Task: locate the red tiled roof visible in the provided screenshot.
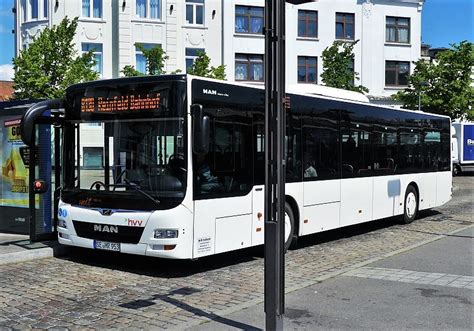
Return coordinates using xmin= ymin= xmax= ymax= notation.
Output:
xmin=0 ymin=81 xmax=14 ymax=101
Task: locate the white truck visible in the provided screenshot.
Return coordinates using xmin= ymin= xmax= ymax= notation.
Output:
xmin=451 ymin=122 xmax=474 ymax=175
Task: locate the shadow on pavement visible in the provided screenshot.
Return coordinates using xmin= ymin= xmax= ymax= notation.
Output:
xmin=119 ymin=286 xmax=261 ymax=330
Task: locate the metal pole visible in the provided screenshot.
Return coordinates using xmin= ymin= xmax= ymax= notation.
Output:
xmin=264 ymin=0 xmax=286 ymax=329
xmin=418 ymin=90 xmax=421 ymax=111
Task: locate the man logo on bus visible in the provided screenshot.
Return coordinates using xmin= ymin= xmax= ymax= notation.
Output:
xmin=203 ymin=89 xmax=217 ymax=95
xmin=93 ymin=224 xmax=118 ymax=233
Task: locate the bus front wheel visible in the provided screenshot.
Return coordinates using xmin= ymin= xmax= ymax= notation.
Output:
xmin=284 ymin=202 xmax=295 ymax=252
xmin=403 ymin=185 xmax=418 ymax=224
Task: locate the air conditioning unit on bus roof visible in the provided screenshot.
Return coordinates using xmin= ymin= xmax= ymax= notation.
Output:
xmin=286 ymin=84 xmax=370 ymax=103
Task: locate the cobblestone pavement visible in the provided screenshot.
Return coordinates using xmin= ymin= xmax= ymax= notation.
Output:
xmin=0 ymin=176 xmax=472 ymax=329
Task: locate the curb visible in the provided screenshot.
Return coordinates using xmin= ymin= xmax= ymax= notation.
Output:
xmin=0 ymin=243 xmax=69 ymax=266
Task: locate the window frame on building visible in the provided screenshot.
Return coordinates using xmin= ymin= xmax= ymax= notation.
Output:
xmin=135 ymin=0 xmax=162 ymax=20
xmin=82 ymin=43 xmax=103 ymax=76
xmin=385 ymin=61 xmax=410 ymax=87
xmin=297 ymin=56 xmax=317 ymax=84
xmin=335 ymin=12 xmax=355 ymax=40
xmin=135 ymin=43 xmax=161 ymax=74
xmin=185 ymin=0 xmax=204 ymax=26
xmin=235 ymin=5 xmax=264 ymax=35
xmin=235 ymin=54 xmax=264 ymax=82
xmin=298 ymin=10 xmax=318 ymax=38
xmin=81 ymin=0 xmax=103 ymax=19
xmin=185 ymin=48 xmax=205 ymax=72
xmin=22 ymin=0 xmax=48 ymax=22
xmin=386 ymin=16 xmax=410 ymax=44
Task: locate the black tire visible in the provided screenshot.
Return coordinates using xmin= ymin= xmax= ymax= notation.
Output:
xmin=402 ymin=185 xmax=418 ymax=224
xmin=284 ymin=202 xmax=295 ymax=252
xmin=453 ymin=165 xmax=461 ymax=177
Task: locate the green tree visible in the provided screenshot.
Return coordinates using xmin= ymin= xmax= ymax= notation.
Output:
xmin=13 ymin=17 xmax=98 ymax=99
xmin=187 ymin=51 xmax=226 ymax=80
xmin=395 ymin=41 xmax=474 ymax=120
xmin=121 ymin=44 xmax=168 ymax=77
xmin=321 ymin=40 xmax=368 ymax=94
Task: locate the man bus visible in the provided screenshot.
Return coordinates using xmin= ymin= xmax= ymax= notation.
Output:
xmin=21 ymin=75 xmax=452 ymax=259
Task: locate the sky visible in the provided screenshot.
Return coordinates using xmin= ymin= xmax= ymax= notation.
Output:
xmin=0 ymin=0 xmax=472 ymax=81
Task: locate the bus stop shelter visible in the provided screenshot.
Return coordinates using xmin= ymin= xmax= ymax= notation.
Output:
xmin=0 ymin=99 xmax=54 ymax=240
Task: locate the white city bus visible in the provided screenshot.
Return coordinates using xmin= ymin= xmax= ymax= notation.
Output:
xmin=40 ymin=75 xmax=451 ymax=259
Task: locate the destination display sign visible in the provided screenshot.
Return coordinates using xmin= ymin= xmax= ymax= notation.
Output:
xmin=80 ymin=93 xmax=161 ymax=113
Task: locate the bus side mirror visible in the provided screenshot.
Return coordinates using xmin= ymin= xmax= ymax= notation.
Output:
xmin=192 ymin=104 xmax=210 ymax=155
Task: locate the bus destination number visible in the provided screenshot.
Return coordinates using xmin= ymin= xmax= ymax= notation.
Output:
xmin=81 ymin=93 xmax=161 ymax=113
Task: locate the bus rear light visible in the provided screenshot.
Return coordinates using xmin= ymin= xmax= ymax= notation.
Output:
xmin=154 ymin=229 xmax=178 ymax=239
xmin=256 ymin=227 xmax=262 ymax=232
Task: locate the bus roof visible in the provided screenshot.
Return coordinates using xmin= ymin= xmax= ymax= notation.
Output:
xmin=65 ymin=74 xmax=450 ymax=120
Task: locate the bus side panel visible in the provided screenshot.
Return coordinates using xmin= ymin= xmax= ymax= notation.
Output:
xmin=436 ymin=171 xmax=452 ymax=207
xmin=286 ymin=182 xmax=304 ymax=236
xmin=193 ymin=194 xmax=252 ymax=258
xmin=302 ymin=179 xmax=340 ymax=235
xmin=340 ymin=177 xmax=373 ymax=227
xmin=302 ymin=203 xmax=341 ymax=235
xmin=372 ymin=175 xmax=402 ymax=220
xmin=417 ymin=173 xmax=437 ymax=210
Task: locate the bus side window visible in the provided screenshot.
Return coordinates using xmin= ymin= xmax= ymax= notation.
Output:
xmin=194 ymin=107 xmax=253 ymax=198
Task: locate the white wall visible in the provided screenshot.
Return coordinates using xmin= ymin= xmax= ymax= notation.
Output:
xmin=15 ymin=0 xmax=424 ymax=96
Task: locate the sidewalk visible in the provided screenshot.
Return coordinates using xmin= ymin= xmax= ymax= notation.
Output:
xmin=190 ymin=226 xmax=474 ymax=330
xmin=0 ymin=233 xmax=67 ymax=265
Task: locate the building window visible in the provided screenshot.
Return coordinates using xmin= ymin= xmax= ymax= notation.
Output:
xmin=135 ymin=44 xmax=160 ymax=73
xmin=298 ymin=10 xmax=317 ymax=38
xmin=235 ymin=6 xmax=264 ymax=34
xmin=44 ymin=0 xmax=48 ymax=17
xmin=82 ymin=0 xmax=102 ymax=18
xmin=82 ymin=43 xmax=103 ymax=76
xmin=30 ymin=0 xmax=38 ymax=19
xmin=186 ymin=0 xmax=204 ymax=25
xmin=298 ymin=56 xmax=317 ymax=83
xmin=385 ymin=61 xmax=410 ymax=86
xmin=136 ymin=0 xmax=161 ymax=19
xmin=235 ymin=54 xmax=264 ymax=81
xmin=386 ymin=17 xmax=410 ymax=43
xmin=335 ymin=12 xmax=354 ymax=40
xmin=186 ymin=48 xmax=205 ymax=72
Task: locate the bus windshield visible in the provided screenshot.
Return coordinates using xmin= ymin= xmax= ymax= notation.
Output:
xmin=61 ymin=78 xmax=187 ymax=211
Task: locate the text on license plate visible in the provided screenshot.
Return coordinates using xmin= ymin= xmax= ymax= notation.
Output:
xmin=94 ymin=240 xmax=120 ymax=252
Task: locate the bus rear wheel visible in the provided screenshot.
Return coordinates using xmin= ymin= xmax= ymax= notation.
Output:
xmin=284 ymin=202 xmax=295 ymax=252
xmin=403 ymin=185 xmax=418 ymax=224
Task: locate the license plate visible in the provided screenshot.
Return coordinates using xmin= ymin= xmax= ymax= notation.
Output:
xmin=94 ymin=240 xmax=120 ymax=252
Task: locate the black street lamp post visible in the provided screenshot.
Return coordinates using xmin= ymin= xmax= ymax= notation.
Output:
xmin=264 ymin=1 xmax=315 ymax=330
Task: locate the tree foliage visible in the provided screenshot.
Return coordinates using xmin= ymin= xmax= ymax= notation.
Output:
xmin=395 ymin=41 xmax=474 ymax=120
xmin=187 ymin=51 xmax=226 ymax=80
xmin=13 ymin=17 xmax=98 ymax=99
xmin=321 ymin=40 xmax=368 ymax=94
xmin=122 ymin=48 xmax=226 ymax=80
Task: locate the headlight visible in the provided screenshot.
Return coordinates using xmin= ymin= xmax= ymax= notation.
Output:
xmin=58 ymin=219 xmax=67 ymax=229
xmin=154 ymin=229 xmax=178 ymax=239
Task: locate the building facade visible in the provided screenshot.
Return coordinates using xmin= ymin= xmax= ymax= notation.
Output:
xmin=13 ymin=0 xmax=425 ymax=166
xmin=14 ymin=0 xmax=424 ymax=97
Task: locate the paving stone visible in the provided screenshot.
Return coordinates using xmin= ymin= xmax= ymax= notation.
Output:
xmin=0 ymin=177 xmax=472 ymax=329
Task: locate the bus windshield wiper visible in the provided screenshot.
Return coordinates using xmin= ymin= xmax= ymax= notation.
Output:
xmin=124 ymin=179 xmax=161 ymax=206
